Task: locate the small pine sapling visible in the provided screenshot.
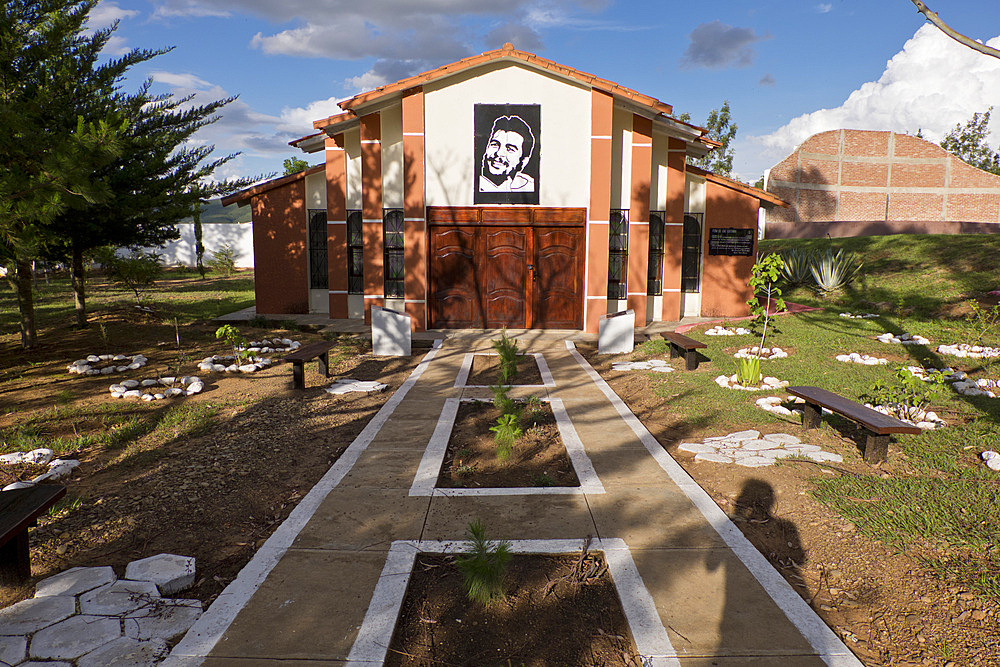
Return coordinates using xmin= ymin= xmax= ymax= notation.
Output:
xmin=489 ymin=413 xmax=522 ymax=460
xmin=456 ymin=519 xmax=511 ymax=605
xmin=492 ymin=328 xmax=520 ymax=384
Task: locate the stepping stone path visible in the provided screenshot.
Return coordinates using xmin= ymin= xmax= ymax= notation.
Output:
xmin=734 ymin=347 xmax=788 ymax=359
xmin=835 ymin=352 xmax=888 ymax=365
xmin=197 ymin=355 xmax=275 ymax=373
xmin=715 ymin=374 xmax=789 ymax=391
xmin=876 ymin=332 xmax=929 ymax=345
xmin=839 ymin=312 xmax=878 ymax=319
xmin=67 ymin=354 xmax=147 ymax=376
xmin=864 ymin=402 xmax=945 ymax=429
xmin=0 ymin=555 xmax=200 ymax=666
xmin=324 ymin=378 xmax=389 ymax=395
xmin=704 ymin=325 xmax=751 ymax=336
xmin=1 ymin=453 xmax=80 ymax=491
xmin=109 ymin=376 xmax=203 ymax=401
xmin=937 ymin=342 xmax=1000 ymax=359
xmin=610 ymin=359 xmax=675 ymax=372
xmin=677 ymin=429 xmax=843 ymax=466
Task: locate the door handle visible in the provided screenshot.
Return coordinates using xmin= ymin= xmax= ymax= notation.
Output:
xmin=527 ymin=264 xmax=536 ymax=281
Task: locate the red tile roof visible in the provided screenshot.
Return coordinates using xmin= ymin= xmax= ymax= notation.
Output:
xmin=687 ymin=165 xmax=788 ymax=207
xmin=221 ymin=164 xmax=325 ymax=207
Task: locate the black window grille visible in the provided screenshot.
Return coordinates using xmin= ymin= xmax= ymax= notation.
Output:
xmin=383 ymin=208 xmax=405 ymax=298
xmin=681 ymin=213 xmax=703 ymax=293
xmin=608 ymin=209 xmax=628 ymax=301
xmin=647 ymin=211 xmax=665 ymax=295
xmin=308 ymin=210 xmax=328 ymax=290
xmin=347 ymin=210 xmax=364 ymax=295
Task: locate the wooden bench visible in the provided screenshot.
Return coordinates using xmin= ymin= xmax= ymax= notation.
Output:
xmin=786 ymin=386 xmax=922 ymax=464
xmin=283 ymin=341 xmax=337 ymax=390
xmin=1 ymin=484 xmax=66 ymax=583
xmin=661 ymin=331 xmax=708 ymax=370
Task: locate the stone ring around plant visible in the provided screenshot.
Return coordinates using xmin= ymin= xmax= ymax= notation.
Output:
xmin=110 ymin=376 xmax=203 ymax=400
xmin=67 ymin=354 xmax=147 ymax=375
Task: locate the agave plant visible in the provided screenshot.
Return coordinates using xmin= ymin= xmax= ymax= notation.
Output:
xmin=780 ymin=247 xmax=814 ymax=286
xmin=810 ymin=248 xmax=863 ymax=292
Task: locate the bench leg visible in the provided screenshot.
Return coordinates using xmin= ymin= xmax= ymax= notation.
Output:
xmin=0 ymin=529 xmax=32 ymax=584
xmin=802 ymin=402 xmax=822 ymax=429
xmin=863 ymin=433 xmax=890 ymax=464
xmin=291 ymin=361 xmax=305 ymax=390
xmin=684 ymin=350 xmax=699 ymax=371
xmin=318 ymin=352 xmax=330 ymax=378
xmin=668 ymin=343 xmax=680 ymax=360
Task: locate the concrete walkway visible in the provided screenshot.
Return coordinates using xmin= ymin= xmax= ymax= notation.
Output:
xmin=163 ymin=335 xmax=862 ymax=666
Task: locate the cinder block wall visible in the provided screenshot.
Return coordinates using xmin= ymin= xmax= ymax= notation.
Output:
xmin=766 ymin=129 xmax=1000 ymax=229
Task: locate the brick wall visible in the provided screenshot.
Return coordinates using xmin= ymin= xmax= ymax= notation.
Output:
xmin=765 ymin=129 xmax=1000 ymax=229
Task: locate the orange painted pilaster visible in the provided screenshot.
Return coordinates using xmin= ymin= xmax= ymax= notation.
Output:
xmin=662 ymin=137 xmax=686 ymax=321
xmin=586 ymin=89 xmax=614 ymax=334
xmin=361 ymin=113 xmax=384 ymax=321
xmin=402 ymin=88 xmax=426 ymax=332
xmin=627 ymin=114 xmax=652 ymax=321
xmin=326 ymin=134 xmax=349 ymax=319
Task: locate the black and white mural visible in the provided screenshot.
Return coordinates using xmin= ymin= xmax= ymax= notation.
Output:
xmin=474 ymin=104 xmax=540 ymax=205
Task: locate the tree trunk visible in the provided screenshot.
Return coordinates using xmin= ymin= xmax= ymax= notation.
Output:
xmin=15 ymin=257 xmax=37 ymax=349
xmin=72 ymin=242 xmax=87 ymax=328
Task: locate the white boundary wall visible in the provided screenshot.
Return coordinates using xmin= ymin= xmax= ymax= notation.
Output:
xmin=121 ymin=223 xmax=254 ymax=268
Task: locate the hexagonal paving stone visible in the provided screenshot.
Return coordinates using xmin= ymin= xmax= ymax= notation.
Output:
xmin=18 ymin=662 xmax=72 ymax=666
xmin=124 ymin=554 xmax=195 ymax=595
xmin=0 ymin=635 xmax=27 ymax=665
xmin=29 ymin=614 xmax=121 ymax=660
xmin=34 ymin=566 xmax=116 ymax=598
xmin=79 ymin=579 xmax=161 ymax=616
xmin=123 ymin=598 xmax=202 ymax=641
xmin=77 ymin=636 xmax=169 ymax=667
xmin=0 ymin=595 xmax=76 ymax=635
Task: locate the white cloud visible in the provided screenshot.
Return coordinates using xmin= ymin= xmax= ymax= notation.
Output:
xmin=744 ymin=24 xmax=1000 ymax=176
xmin=275 ymin=97 xmax=349 ymax=134
xmin=816 ymin=3 xmax=833 ymax=13
xmin=85 ymin=2 xmax=140 ymax=53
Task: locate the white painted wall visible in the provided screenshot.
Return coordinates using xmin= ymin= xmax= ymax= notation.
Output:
xmin=381 ymin=105 xmax=404 ymax=209
xmin=305 ymin=170 xmax=327 ymax=210
xmin=423 ymin=62 xmax=592 ymax=207
xmin=130 ymin=223 xmax=254 ymax=268
xmin=346 ymin=129 xmax=363 ymax=210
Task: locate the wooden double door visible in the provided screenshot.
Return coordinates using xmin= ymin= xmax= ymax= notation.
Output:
xmin=428 ymin=209 xmax=585 ymax=329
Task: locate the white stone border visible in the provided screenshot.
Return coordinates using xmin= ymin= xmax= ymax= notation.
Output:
xmin=409 ymin=397 xmax=605 ymax=497
xmin=565 ymin=341 xmax=864 ymax=667
xmin=453 ymin=352 xmax=556 ymax=388
xmin=345 ymin=538 xmax=677 ymax=667
xmin=162 ymin=341 xmax=444 ymax=667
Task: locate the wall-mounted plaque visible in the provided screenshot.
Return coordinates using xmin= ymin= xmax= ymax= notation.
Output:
xmin=707 ymin=227 xmax=755 ymax=256
xmin=474 ymin=104 xmax=540 ymax=205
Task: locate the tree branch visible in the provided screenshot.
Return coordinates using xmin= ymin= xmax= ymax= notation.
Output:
xmin=910 ymin=0 xmax=1000 ymax=59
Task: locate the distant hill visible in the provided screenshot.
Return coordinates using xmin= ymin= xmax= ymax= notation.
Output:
xmin=179 ymin=198 xmax=251 ymax=224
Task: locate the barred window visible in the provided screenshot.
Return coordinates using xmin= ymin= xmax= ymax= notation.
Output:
xmin=308 ymin=210 xmax=328 ymax=290
xmin=647 ymin=211 xmax=665 ymax=295
xmin=681 ymin=213 xmax=703 ymax=293
xmin=383 ymin=208 xmax=405 ymax=298
xmin=608 ymin=209 xmax=628 ymax=301
xmin=347 ymin=210 xmax=363 ymax=295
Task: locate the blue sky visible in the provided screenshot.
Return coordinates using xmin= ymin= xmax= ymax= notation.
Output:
xmin=91 ymin=0 xmax=1000 ymax=184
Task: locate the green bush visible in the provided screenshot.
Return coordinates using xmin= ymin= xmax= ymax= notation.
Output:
xmin=456 ymin=519 xmax=511 ymax=606
xmin=99 ymin=249 xmax=163 ymax=308
xmin=207 ymin=244 xmax=238 ymax=277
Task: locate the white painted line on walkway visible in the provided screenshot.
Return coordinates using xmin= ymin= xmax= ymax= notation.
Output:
xmin=408 ymin=397 xmax=604 ymax=496
xmin=454 ymin=352 xmax=557 ymax=388
xmin=163 ymin=341 xmax=444 ymax=667
xmin=346 ymin=538 xmax=677 ymax=667
xmin=566 ymin=341 xmax=864 ymax=667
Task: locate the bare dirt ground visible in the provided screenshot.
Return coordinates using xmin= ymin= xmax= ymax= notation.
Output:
xmin=0 ymin=318 xmax=422 ymax=613
xmin=582 ymin=342 xmax=1000 ymax=667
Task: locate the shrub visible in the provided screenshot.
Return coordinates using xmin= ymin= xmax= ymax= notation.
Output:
xmin=207 ymin=244 xmax=238 ymax=277
xmin=456 ymin=519 xmax=511 ymax=606
xmin=780 ymin=247 xmax=814 ymax=286
xmin=215 ymin=324 xmax=249 ymax=361
xmin=746 ymin=253 xmax=786 ymax=380
xmin=867 ymin=367 xmax=946 ymax=414
xmin=99 ymin=249 xmax=162 ymax=308
xmin=489 ymin=413 xmax=521 ymax=460
xmin=736 ymin=356 xmax=761 ymax=387
xmin=965 ymin=300 xmax=1000 ymax=346
xmin=810 ymin=247 xmax=862 ymax=292
xmin=492 ymin=328 xmax=519 ymax=384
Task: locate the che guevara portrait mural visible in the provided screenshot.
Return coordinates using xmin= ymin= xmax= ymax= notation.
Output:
xmin=474 ymin=103 xmax=541 ymax=205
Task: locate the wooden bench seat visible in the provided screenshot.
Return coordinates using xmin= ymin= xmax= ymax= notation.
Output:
xmin=661 ymin=331 xmax=708 ymax=370
xmin=786 ymin=386 xmax=922 ymax=464
xmin=283 ymin=341 xmax=337 ymax=390
xmin=1 ymin=484 xmax=66 ymax=583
